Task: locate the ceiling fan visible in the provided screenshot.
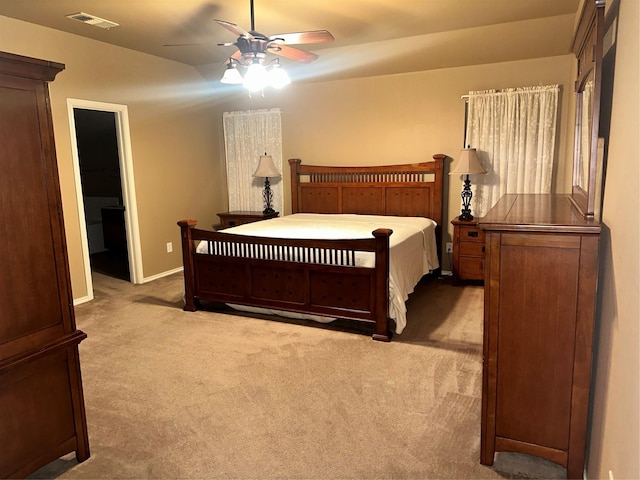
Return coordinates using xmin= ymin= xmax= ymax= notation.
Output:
xmin=210 ymin=0 xmax=334 ymax=91
xmin=215 ymin=0 xmax=334 ymax=65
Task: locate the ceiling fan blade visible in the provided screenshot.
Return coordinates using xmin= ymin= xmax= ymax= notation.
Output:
xmin=214 ymin=19 xmax=253 ymax=38
xmin=268 ymin=44 xmax=319 ymax=63
xmin=269 ymin=30 xmax=334 ymax=45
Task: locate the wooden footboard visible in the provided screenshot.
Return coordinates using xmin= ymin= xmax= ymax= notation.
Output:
xmin=178 ymin=220 xmax=393 ymax=341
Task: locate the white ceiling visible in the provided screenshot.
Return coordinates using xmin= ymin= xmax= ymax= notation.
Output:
xmin=0 ymin=0 xmax=581 ymax=82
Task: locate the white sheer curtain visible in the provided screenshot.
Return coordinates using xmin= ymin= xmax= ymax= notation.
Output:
xmin=465 ymin=85 xmax=559 ymax=217
xmin=223 ymin=108 xmax=283 ymax=212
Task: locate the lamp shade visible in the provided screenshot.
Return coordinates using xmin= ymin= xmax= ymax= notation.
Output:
xmin=220 ymin=63 xmax=243 ymax=84
xmin=449 ymin=148 xmax=486 ymax=175
xmin=244 ymin=60 xmax=268 ymax=92
xmin=268 ymin=61 xmax=291 ymax=89
xmin=253 ymin=154 xmax=281 ymax=178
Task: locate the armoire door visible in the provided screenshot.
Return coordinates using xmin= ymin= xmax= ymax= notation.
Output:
xmin=0 ymin=51 xmax=90 ymax=479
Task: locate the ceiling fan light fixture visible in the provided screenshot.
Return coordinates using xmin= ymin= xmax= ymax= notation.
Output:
xmin=212 ymin=0 xmax=332 ymax=94
xmin=243 ymin=59 xmax=268 ymax=92
xmin=220 ymin=60 xmax=243 ymax=84
xmin=268 ymin=59 xmax=291 ymax=89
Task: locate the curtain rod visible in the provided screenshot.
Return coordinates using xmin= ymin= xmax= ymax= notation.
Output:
xmin=461 ymin=95 xmax=469 ymax=99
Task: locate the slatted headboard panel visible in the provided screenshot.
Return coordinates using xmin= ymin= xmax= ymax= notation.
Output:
xmin=289 ymin=154 xmax=445 ymax=229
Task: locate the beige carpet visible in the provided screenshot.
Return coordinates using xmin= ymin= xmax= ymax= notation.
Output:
xmin=30 ymin=272 xmax=566 ymax=479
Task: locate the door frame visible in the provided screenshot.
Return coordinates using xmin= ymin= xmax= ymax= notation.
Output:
xmin=67 ymin=99 xmax=143 ymax=301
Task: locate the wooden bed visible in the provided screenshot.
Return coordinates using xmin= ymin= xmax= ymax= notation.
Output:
xmin=178 ymin=154 xmax=444 ymax=341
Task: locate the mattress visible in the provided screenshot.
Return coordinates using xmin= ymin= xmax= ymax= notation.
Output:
xmin=196 ymin=213 xmax=439 ymax=334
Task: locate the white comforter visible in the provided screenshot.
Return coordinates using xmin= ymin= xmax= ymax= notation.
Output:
xmin=196 ymin=213 xmax=439 ymax=334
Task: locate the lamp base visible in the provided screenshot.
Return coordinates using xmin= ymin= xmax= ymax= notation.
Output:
xmin=459 ymin=175 xmax=475 ymax=222
xmin=262 ymin=177 xmax=275 ymax=215
xmin=458 ymin=210 xmax=474 ymax=222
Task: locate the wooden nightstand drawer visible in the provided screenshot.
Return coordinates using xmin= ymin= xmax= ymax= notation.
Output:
xmin=458 ymin=256 xmax=484 ymax=278
xmin=459 ymin=241 xmax=485 ymax=257
xmin=220 ymin=216 xmax=257 ymax=228
xmin=217 ymin=211 xmax=279 ymax=229
xmin=458 ymin=225 xmax=485 ymax=242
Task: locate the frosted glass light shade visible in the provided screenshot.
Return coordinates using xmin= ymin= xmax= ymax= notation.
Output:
xmin=268 ymin=62 xmax=291 ymax=89
xmin=220 ymin=63 xmax=243 ymax=84
xmin=244 ymin=62 xmax=267 ymax=92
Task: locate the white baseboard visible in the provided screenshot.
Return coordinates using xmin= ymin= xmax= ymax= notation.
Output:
xmin=142 ymin=266 xmax=184 ymax=283
xmin=73 ymin=295 xmax=93 ymax=306
xmin=72 ymin=267 xmax=183 ymax=305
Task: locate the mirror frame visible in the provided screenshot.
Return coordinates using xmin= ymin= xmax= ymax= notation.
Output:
xmin=570 ymin=0 xmax=605 ymax=218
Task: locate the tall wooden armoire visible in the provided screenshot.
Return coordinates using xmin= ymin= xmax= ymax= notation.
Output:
xmin=0 ymin=51 xmax=90 ymax=477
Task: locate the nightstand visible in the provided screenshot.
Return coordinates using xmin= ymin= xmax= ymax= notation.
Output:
xmin=451 ymin=216 xmax=485 ymax=285
xmin=217 ymin=210 xmax=279 ymax=229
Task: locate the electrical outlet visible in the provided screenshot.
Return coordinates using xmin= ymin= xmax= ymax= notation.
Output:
xmin=166 ymin=242 xmax=173 ymax=253
xmin=445 ymin=242 xmax=453 ymax=253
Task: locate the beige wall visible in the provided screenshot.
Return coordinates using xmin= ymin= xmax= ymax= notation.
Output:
xmin=212 ymin=55 xmax=574 ymax=270
xmin=587 ymin=0 xmax=640 ymax=478
xmin=0 ymin=16 xmax=226 ymax=299
xmin=0 ymin=15 xmax=575 ymax=290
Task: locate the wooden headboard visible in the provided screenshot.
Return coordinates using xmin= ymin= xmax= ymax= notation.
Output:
xmin=289 ymin=154 xmax=444 ymax=229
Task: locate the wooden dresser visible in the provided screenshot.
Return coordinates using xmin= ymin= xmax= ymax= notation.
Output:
xmin=478 ymin=194 xmax=600 ymax=479
xmin=0 ymin=52 xmax=90 ymax=477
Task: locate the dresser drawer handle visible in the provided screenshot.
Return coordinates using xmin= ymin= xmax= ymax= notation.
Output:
xmin=467 ymin=231 xmax=478 ymax=237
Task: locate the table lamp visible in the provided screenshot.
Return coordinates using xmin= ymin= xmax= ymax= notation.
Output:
xmin=449 ymin=147 xmax=486 ymax=221
xmin=253 ymin=153 xmax=281 ymax=214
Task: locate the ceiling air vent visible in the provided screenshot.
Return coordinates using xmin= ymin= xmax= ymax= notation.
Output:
xmin=66 ymin=12 xmax=119 ymax=29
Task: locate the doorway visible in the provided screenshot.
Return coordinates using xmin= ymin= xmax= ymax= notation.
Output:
xmin=74 ymin=109 xmax=129 ymax=281
xmin=68 ymin=99 xmax=142 ymax=303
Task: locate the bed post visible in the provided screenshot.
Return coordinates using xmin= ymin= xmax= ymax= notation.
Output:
xmin=372 ymin=228 xmax=393 ymax=342
xmin=289 ymin=158 xmax=301 ymax=214
xmin=177 ymin=219 xmax=198 ymax=312
xmin=431 ymin=153 xmax=446 ymax=271
xmin=431 ymin=154 xmax=445 ymax=220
